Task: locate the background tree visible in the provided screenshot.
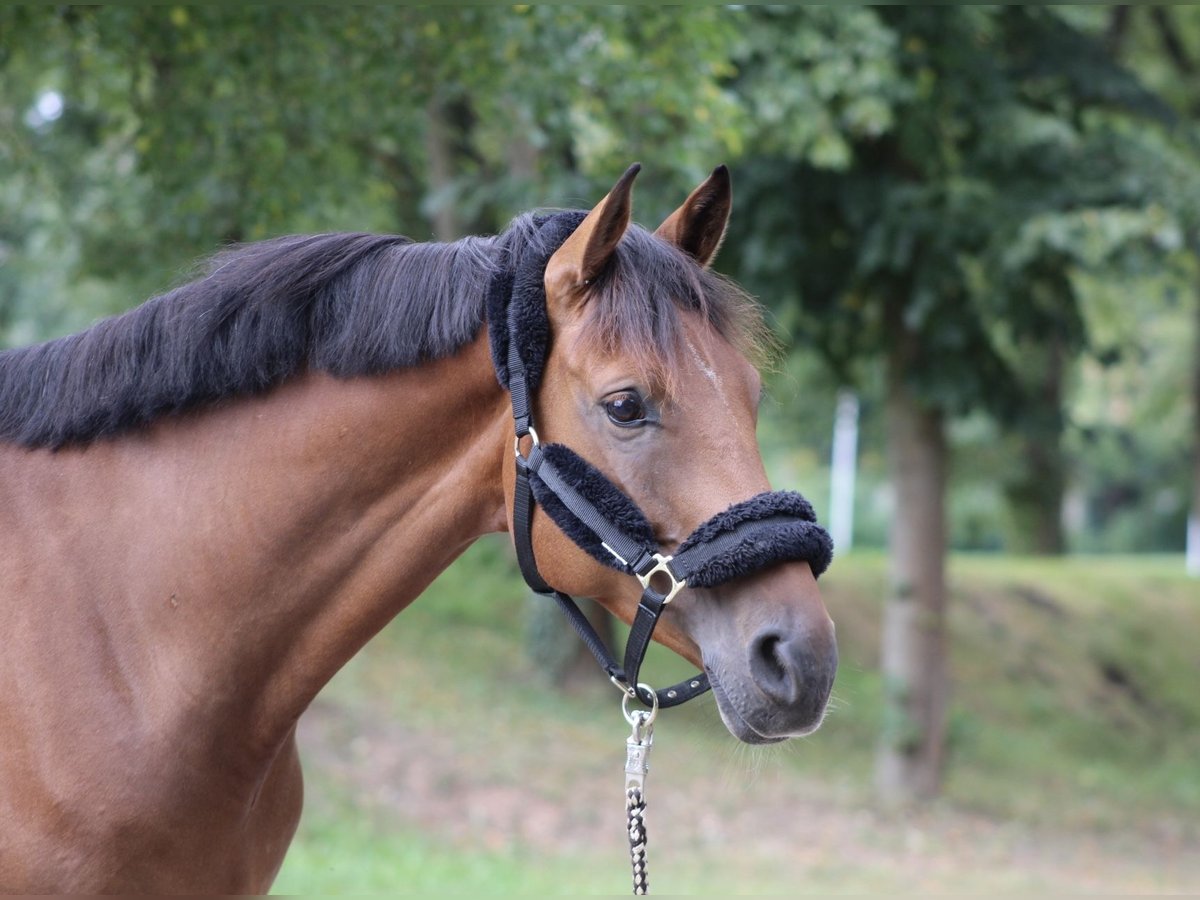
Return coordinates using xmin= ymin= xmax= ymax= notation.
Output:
xmin=1103 ymin=4 xmax=1200 ymax=574
xmin=726 ymin=5 xmax=1178 ymax=802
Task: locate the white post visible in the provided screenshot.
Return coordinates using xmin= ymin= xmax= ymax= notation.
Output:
xmin=1187 ymin=513 xmax=1200 ymax=577
xmin=829 ymin=389 xmax=859 ymax=555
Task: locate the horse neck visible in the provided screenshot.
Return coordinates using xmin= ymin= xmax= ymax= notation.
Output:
xmin=33 ymin=331 xmax=511 ymax=754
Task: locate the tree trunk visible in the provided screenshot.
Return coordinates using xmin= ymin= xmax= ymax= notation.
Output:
xmin=1003 ymin=339 xmax=1067 ymax=555
xmin=1003 ymin=462 xmax=1066 ymax=555
xmin=424 ymin=93 xmax=460 ymax=242
xmin=876 ymin=341 xmax=950 ymax=805
xmin=505 ymin=102 xmax=539 ymax=188
xmin=1104 ymin=5 xmax=1131 ymax=56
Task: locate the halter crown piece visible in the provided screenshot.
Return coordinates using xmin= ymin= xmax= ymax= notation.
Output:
xmin=487 ymin=211 xmax=834 ymax=710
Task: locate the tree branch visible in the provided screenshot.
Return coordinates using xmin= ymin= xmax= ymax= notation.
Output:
xmin=1151 ymin=6 xmax=1194 ymax=75
xmin=1105 ymin=5 xmax=1132 ymax=57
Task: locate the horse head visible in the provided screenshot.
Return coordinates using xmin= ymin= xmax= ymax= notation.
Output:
xmin=501 ymin=166 xmax=838 ymax=743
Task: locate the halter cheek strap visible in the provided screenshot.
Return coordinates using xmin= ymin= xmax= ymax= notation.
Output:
xmin=513 ymin=434 xmax=714 ymax=708
xmin=495 ymin=212 xmax=833 ymax=711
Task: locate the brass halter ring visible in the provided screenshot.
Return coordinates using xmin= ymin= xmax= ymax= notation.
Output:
xmin=636 ymin=553 xmax=686 ymax=604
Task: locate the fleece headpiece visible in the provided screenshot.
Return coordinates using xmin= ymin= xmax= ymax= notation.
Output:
xmin=492 ymin=211 xmax=833 ymax=709
xmin=486 ymin=211 xmax=587 ymax=394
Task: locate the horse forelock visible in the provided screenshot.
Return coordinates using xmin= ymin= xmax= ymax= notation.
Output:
xmin=578 ymin=223 xmax=775 ymax=398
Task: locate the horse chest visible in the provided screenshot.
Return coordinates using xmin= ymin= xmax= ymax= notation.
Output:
xmin=0 ymin=708 xmax=303 ymax=893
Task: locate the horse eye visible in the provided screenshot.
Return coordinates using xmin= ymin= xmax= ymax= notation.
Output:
xmin=604 ymin=391 xmax=647 ymax=426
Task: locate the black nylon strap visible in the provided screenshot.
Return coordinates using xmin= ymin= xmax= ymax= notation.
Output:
xmin=623 ymin=591 xmax=664 ymax=691
xmin=653 ymin=672 xmax=711 ymax=707
xmin=526 ymin=445 xmax=654 ymax=575
xmin=513 ymin=456 xmax=551 ymax=594
xmin=549 ymin=589 xmax=624 ymax=682
xmin=621 ymin=588 xmax=712 ymax=708
xmin=508 ymin=341 xmax=532 ymax=437
xmin=548 ymin=580 xmax=708 ymax=708
xmin=517 ymin=447 xmax=628 ymax=683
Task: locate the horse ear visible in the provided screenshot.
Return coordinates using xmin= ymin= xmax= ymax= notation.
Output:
xmin=655 ymin=164 xmax=732 ymax=268
xmin=545 ymin=163 xmax=640 ymax=300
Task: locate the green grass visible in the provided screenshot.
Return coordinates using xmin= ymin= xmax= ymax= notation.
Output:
xmin=274 ymin=816 xmax=613 ymax=894
xmin=274 ymin=540 xmax=1200 ymax=894
xmin=817 ymin=551 xmax=1200 ymax=828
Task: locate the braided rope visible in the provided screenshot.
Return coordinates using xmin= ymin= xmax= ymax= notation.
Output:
xmin=626 ymin=786 xmax=648 ymax=894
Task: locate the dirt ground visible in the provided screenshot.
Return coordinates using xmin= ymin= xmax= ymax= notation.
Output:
xmin=297 ymin=695 xmax=1200 ymax=894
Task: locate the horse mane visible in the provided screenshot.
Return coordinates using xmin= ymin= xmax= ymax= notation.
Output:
xmin=0 ymin=214 xmax=770 ymax=449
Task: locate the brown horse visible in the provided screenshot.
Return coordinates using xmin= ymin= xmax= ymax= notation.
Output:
xmin=0 ymin=166 xmax=837 ymax=892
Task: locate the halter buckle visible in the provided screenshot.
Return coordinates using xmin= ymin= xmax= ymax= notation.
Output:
xmin=636 ymin=553 xmax=686 ymax=604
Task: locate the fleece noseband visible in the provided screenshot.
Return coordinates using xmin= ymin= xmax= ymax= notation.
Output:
xmin=490 ymin=212 xmax=833 ymax=710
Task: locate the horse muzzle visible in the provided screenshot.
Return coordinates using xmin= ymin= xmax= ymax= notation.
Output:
xmin=705 ymin=604 xmax=838 ymax=744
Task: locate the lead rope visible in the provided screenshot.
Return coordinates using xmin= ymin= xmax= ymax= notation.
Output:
xmin=622 ymin=685 xmax=657 ymax=894
xmin=626 ymin=786 xmax=649 ymax=894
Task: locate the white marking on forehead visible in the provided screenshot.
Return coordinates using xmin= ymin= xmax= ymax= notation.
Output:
xmin=686 ymin=339 xmax=719 ymax=387
xmin=687 ymin=337 xmax=741 ymax=421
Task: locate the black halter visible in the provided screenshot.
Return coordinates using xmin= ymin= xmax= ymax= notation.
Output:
xmin=489 ymin=213 xmax=833 ymax=710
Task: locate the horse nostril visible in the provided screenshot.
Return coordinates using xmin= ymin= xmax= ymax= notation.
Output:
xmin=748 ymin=630 xmax=801 ymax=705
